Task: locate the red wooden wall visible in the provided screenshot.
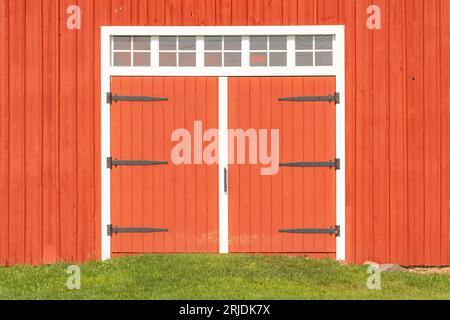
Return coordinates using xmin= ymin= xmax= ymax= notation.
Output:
xmin=0 ymin=0 xmax=449 ymax=266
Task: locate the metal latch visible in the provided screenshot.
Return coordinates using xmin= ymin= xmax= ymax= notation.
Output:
xmin=279 ymin=225 xmax=340 ymax=237
xmin=279 ymin=92 xmax=340 ymax=104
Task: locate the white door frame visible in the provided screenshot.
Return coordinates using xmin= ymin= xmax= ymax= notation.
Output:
xmin=100 ymin=25 xmax=346 ymax=261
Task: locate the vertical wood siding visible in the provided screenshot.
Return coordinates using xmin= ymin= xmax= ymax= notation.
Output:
xmin=0 ymin=0 xmax=449 ymax=266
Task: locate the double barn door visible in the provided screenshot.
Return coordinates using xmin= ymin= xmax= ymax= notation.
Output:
xmin=109 ymin=76 xmax=338 ymax=257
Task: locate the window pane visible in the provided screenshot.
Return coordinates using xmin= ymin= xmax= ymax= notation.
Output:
xmin=224 ymin=52 xmax=241 ymax=66
xmin=295 ymin=35 xmax=313 ymax=50
xmin=224 ymin=36 xmax=241 ymax=50
xmin=114 ymin=36 xmax=132 ymax=50
xmin=315 ymin=35 xmax=333 ymax=50
xmin=250 ymin=52 xmax=267 ymax=66
xmin=205 ymin=52 xmax=222 ymax=67
xmin=269 ymin=52 xmax=287 ymax=66
xmin=159 ymin=36 xmax=176 ymax=50
xmin=159 ymin=52 xmax=176 ymax=66
xmin=315 ymin=52 xmax=333 ymax=66
xmin=133 ymin=52 xmax=151 ymax=66
xmin=179 ymin=37 xmax=196 ymax=51
xmin=179 ymin=52 xmax=196 ymax=66
xmin=269 ymin=36 xmax=287 ymax=50
xmin=133 ymin=36 xmax=151 ymax=50
xmin=250 ymin=36 xmax=267 ymax=50
xmin=114 ymin=52 xmax=131 ymax=66
xmin=296 ymin=52 xmax=313 ymax=66
xmin=205 ymin=36 xmax=222 ymax=51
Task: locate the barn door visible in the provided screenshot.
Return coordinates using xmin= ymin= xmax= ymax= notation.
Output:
xmin=109 ymin=77 xmax=219 ymax=254
xmin=228 ymin=77 xmax=338 ymax=256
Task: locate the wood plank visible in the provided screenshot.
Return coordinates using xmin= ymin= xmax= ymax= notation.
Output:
xmin=205 ymin=77 xmax=219 ymax=252
xmin=388 ymin=0 xmax=408 ymax=265
xmin=195 ymin=78 xmax=208 ymax=251
xmin=184 ymin=77 xmax=196 ymax=252
xmin=280 ymin=77 xmax=293 ymax=252
xmin=77 ymin=0 xmax=95 ymax=261
xmin=228 ymin=78 xmax=240 ymax=252
xmin=163 ymin=77 xmax=176 ymax=251
xmin=355 ymin=0 xmax=374 ymax=263
xmin=151 ymin=77 xmax=166 ymax=252
xmin=406 ymin=0 xmax=425 ymax=266
xmin=423 ymin=0 xmax=441 ymax=266
xmin=231 ymin=0 xmax=247 ymax=25
xmin=216 ymin=0 xmax=231 ymax=25
xmin=9 ymin=0 xmax=27 ymax=265
xmin=372 ymin=0 xmax=390 ymax=263
xmin=440 ymin=0 xmax=450 ymax=265
xmin=270 ymin=78 xmax=282 ymax=252
xmin=165 ymin=0 xmax=182 ymax=26
xmin=249 ymin=78 xmax=261 ymax=252
xmin=25 ymin=0 xmax=43 ymax=265
xmin=110 ymin=77 xmax=123 ymax=253
xmin=292 ymin=77 xmax=305 ymax=253
xmin=0 ymin=0 xmax=10 ymax=266
xmin=142 ymin=77 xmax=155 ymax=252
xmin=173 ymin=77 xmax=186 ymax=252
xmin=259 ymin=77 xmax=272 ymax=252
xmin=130 ymin=77 xmax=144 ymax=252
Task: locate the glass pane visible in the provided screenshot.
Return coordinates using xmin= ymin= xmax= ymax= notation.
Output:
xmin=315 ymin=52 xmax=333 ymax=66
xmin=113 ymin=52 xmax=131 ymax=66
xmin=114 ymin=36 xmax=132 ymax=50
xmin=315 ymin=35 xmax=333 ymax=50
xmin=224 ymin=36 xmax=241 ymax=50
xmin=159 ymin=36 xmax=176 ymax=50
xmin=179 ymin=37 xmax=196 ymax=51
xmin=295 ymin=35 xmax=313 ymax=50
xmin=205 ymin=52 xmax=222 ymax=67
xmin=133 ymin=36 xmax=151 ymax=50
xmin=159 ymin=52 xmax=177 ymax=66
xmin=133 ymin=52 xmax=151 ymax=66
xmin=296 ymin=52 xmax=313 ymax=66
xmin=179 ymin=52 xmax=196 ymax=66
xmin=250 ymin=52 xmax=267 ymax=66
xmin=269 ymin=36 xmax=287 ymax=50
xmin=269 ymin=52 xmax=287 ymax=66
xmin=205 ymin=36 xmax=222 ymax=51
xmin=250 ymin=36 xmax=267 ymax=50
xmin=224 ymin=52 xmax=241 ymax=66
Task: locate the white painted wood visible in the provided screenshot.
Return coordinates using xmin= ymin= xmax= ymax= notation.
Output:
xmin=101 ymin=27 xmax=112 ymax=260
xmin=218 ymin=77 xmax=229 ymax=254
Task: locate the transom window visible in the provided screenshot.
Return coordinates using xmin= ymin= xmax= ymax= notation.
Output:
xmin=111 ymin=35 xmax=334 ymax=68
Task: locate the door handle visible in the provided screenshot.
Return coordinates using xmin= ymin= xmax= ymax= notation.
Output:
xmin=224 ymin=168 xmax=228 ymax=194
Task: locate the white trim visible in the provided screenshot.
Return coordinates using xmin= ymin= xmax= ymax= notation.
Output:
xmin=101 ymin=28 xmax=112 ymax=260
xmin=219 ymin=77 xmax=229 ymax=254
xmin=100 ymin=25 xmax=346 ymax=261
xmin=104 ymin=25 xmax=343 ymax=36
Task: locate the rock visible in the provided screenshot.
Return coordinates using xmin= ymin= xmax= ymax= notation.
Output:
xmin=379 ymin=264 xmax=406 ymax=273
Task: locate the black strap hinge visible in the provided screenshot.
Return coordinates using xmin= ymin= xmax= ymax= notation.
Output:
xmin=107 ymin=157 xmax=168 ymax=169
xmin=279 ymin=92 xmax=340 ymax=104
xmin=107 ymin=224 xmax=169 ymax=236
xmin=279 ymin=225 xmax=340 ymax=237
xmin=280 ymin=158 xmax=340 ymax=170
xmin=107 ymin=92 xmax=168 ymax=104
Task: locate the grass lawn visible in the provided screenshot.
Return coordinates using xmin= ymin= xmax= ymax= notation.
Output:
xmin=0 ymin=254 xmax=449 ymax=300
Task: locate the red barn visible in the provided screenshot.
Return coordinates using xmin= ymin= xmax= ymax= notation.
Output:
xmin=0 ymin=0 xmax=449 ymax=266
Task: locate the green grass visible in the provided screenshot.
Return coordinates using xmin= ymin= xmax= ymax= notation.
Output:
xmin=0 ymin=254 xmax=449 ymax=300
